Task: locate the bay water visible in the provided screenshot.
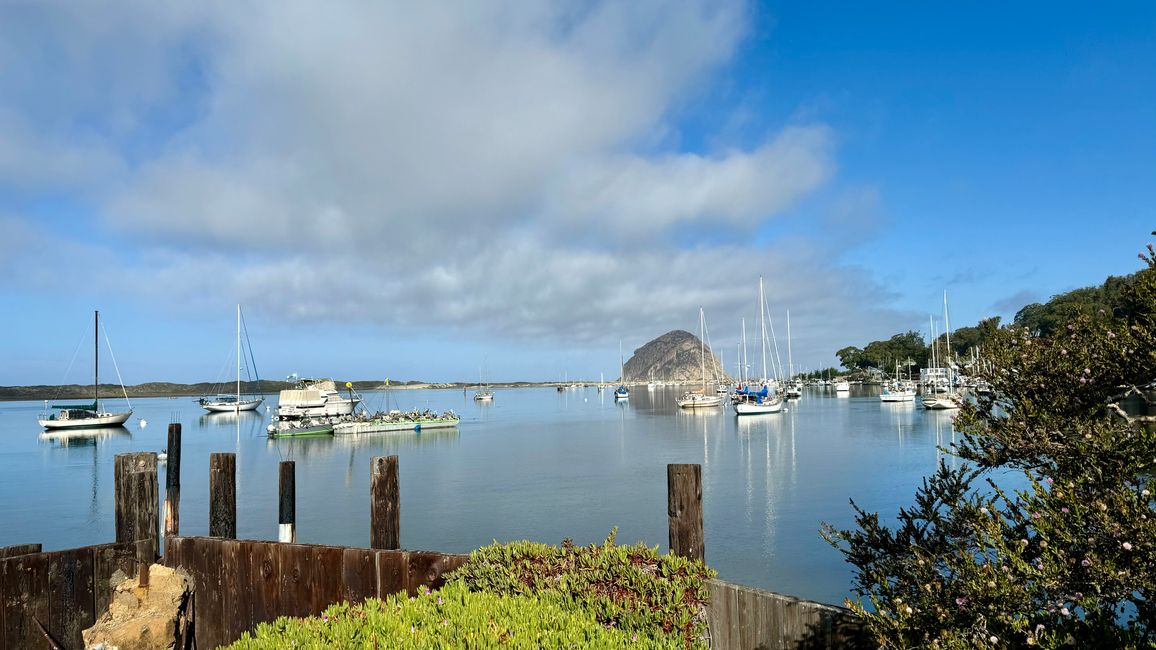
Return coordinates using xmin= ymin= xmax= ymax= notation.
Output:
xmin=0 ymin=385 xmax=960 ymax=606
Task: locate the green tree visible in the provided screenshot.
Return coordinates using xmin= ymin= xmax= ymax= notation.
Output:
xmin=837 ymin=346 xmax=866 ymax=371
xmin=824 ymin=234 xmax=1156 ymax=649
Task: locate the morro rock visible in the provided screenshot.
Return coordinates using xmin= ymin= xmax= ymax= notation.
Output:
xmin=623 ymin=330 xmax=729 ymax=384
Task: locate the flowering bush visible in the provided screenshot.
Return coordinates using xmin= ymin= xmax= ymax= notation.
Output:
xmin=823 ymin=233 xmax=1156 ymax=648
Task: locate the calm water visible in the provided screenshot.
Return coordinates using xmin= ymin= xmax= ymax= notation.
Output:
xmin=0 ymin=385 xmax=960 ymax=605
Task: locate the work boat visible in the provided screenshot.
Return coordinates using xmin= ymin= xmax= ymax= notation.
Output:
xmin=268 ymin=377 xmax=361 ymax=436
xmin=39 ymin=310 xmax=133 ymax=430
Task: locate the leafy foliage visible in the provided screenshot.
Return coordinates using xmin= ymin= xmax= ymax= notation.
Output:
xmin=838 ymin=331 xmax=930 ymax=371
xmin=449 ymin=530 xmax=715 ymax=649
xmin=824 ymin=233 xmax=1156 ymax=649
xmin=226 ymin=580 xmax=680 ymax=649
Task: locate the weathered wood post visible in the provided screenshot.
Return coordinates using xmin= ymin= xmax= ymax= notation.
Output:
xmin=164 ymin=423 xmax=182 ymax=537
xmin=115 ymin=452 xmax=159 ymax=568
xmin=370 ymin=455 xmax=400 ymax=549
xmin=667 ymin=463 xmax=704 ymax=561
xmin=279 ymin=460 xmax=296 ymax=543
xmin=209 ymin=453 xmax=237 ymax=538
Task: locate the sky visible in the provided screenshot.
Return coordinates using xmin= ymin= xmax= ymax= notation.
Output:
xmin=0 ymin=1 xmax=1153 ymax=385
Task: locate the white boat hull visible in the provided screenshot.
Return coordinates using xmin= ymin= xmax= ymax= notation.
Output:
xmin=879 ymin=392 xmax=916 ymax=403
xmin=677 ymin=394 xmax=723 ymax=409
xmin=922 ymin=395 xmax=961 ymax=410
xmin=39 ymin=410 xmax=133 ymax=430
xmin=733 ymin=399 xmax=784 ymax=415
xmin=201 ymin=398 xmax=264 ymax=413
xmin=473 ymin=392 xmax=494 ymax=401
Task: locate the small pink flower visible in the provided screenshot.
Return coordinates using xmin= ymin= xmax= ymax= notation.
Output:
xmin=1084 ymin=368 xmax=1091 ymax=374
xmin=632 ymin=634 xmax=638 ymax=642
xmin=1061 ymin=507 xmax=1070 ymax=514
xmin=955 ymin=596 xmax=968 ymax=606
xmin=1081 ymin=558 xmax=1092 ymax=567
xmin=1080 ymin=377 xmax=1087 ymax=384
xmin=1061 ymin=607 xmax=1070 ymax=616
xmin=1031 ymin=512 xmax=1041 ymax=520
xmin=437 ymin=596 xmax=443 ymax=605
xmin=1123 ymin=542 xmax=1133 ymax=551
xmin=322 ymin=614 xmax=328 ymax=622
xmin=1045 ymin=477 xmax=1053 ymax=485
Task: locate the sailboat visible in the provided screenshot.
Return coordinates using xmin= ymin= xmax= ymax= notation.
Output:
xmin=677 ymin=308 xmax=723 ymax=409
xmin=199 ymin=305 xmax=264 ymax=413
xmin=922 ymin=291 xmax=962 ymax=410
xmin=614 ymin=342 xmax=630 ymax=400
xmin=733 ymin=278 xmax=784 ymax=415
xmin=38 ymin=311 xmax=134 ymax=430
xmin=784 ymin=309 xmax=802 ymax=399
xmin=473 ymin=364 xmax=494 ymax=401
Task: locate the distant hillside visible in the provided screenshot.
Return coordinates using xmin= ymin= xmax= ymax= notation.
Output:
xmin=623 ymin=330 xmax=729 ymax=384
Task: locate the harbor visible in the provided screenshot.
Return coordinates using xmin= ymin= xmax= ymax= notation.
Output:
xmin=0 ymin=383 xmax=959 ymax=607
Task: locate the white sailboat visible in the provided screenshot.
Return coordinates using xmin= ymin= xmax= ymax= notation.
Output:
xmin=614 ymin=342 xmax=630 ymax=400
xmin=678 ymin=307 xmax=723 ymax=409
xmin=922 ymin=291 xmax=962 ymax=410
xmin=473 ymin=364 xmax=494 ymax=401
xmin=39 ymin=311 xmax=134 ymax=430
xmin=784 ymin=309 xmax=802 ymax=399
xmin=200 ymin=305 xmax=264 ymax=413
xmin=734 ymin=278 xmax=784 ymax=415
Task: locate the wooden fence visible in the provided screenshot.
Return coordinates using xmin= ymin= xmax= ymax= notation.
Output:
xmin=162 ymin=536 xmax=466 ymax=649
xmin=0 ymin=540 xmax=149 ymax=650
xmin=1 ymin=423 xmax=872 ymax=650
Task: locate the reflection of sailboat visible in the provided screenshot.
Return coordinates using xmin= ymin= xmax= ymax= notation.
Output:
xmin=200 ymin=305 xmax=264 ymax=413
xmin=39 ymin=311 xmax=133 ymax=430
xmin=39 ymin=426 xmax=131 ymax=446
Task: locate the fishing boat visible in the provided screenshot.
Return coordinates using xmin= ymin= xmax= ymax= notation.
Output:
xmin=333 ymin=409 xmax=460 ymax=435
xmin=678 ymin=308 xmax=723 ymax=409
xmin=614 ymin=342 xmax=630 ymax=401
xmin=38 ymin=311 xmax=134 ymax=430
xmin=267 ymin=377 xmax=360 ymax=436
xmin=733 ymin=278 xmax=784 ymax=415
xmin=199 ymin=305 xmax=264 ymax=413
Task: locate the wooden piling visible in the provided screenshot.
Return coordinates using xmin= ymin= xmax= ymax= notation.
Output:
xmin=164 ymin=423 xmax=182 ymax=537
xmin=114 ymin=452 xmax=159 ymax=566
xmin=370 ymin=456 xmax=399 ymax=550
xmin=209 ymin=453 xmax=237 ymax=539
xmin=279 ymin=461 xmax=296 ymax=543
xmin=667 ymin=463 xmax=704 ymax=562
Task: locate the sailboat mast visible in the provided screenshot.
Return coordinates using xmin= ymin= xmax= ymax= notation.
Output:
xmin=741 ymin=318 xmax=748 ymax=385
xmin=944 ymin=290 xmax=953 ymax=391
xmin=236 ymin=304 xmax=242 ymax=411
xmin=758 ymin=278 xmax=768 ymax=384
xmin=94 ymin=310 xmax=99 ymax=407
xmin=699 ymin=307 xmax=707 ymax=389
xmin=786 ymin=309 xmax=794 ymax=380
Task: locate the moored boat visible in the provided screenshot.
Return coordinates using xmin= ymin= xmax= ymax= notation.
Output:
xmin=199 ymin=305 xmax=264 ymax=413
xmin=333 ymin=409 xmax=460 ymax=435
xmin=39 ymin=311 xmax=133 ymax=431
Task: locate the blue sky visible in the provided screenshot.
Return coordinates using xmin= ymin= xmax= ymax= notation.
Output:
xmin=0 ymin=1 xmax=1153 ymax=386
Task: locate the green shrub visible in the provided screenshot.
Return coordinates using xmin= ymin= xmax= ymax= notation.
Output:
xmin=226 ymin=580 xmax=681 ymax=649
xmin=448 ymin=530 xmax=715 ymax=649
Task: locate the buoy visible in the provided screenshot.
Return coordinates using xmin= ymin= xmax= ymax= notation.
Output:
xmin=139 ymin=418 xmax=148 ymax=428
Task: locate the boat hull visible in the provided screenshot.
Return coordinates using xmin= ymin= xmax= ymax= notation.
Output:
xmin=677 ymin=395 xmax=723 ymax=409
xmin=201 ymin=398 xmax=264 ymax=413
xmin=39 ymin=410 xmax=133 ymax=430
xmin=921 ymin=396 xmax=961 ymax=410
xmin=879 ymin=392 xmax=916 ymax=403
xmin=473 ymin=392 xmax=494 ymax=401
xmin=267 ymin=422 xmax=335 ymax=437
xmin=334 ymin=417 xmax=460 ymax=435
xmin=733 ymin=399 xmax=784 ymax=415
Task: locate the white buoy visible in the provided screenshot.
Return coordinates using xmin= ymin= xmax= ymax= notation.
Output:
xmin=139 ymin=418 xmax=148 ymax=428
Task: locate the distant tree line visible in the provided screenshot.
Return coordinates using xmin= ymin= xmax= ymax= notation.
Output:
xmin=833 ymin=270 xmax=1143 ymax=372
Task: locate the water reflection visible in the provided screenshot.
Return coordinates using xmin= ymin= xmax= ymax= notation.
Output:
xmin=38 ymin=426 xmax=131 ymax=447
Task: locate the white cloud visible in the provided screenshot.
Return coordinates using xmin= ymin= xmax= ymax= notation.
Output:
xmin=0 ymin=0 xmax=918 ymax=376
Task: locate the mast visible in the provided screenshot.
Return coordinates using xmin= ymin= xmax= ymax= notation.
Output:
xmin=699 ymin=307 xmax=707 ymax=390
xmin=236 ymin=304 xmax=242 ymax=411
xmin=94 ymin=310 xmax=99 ymax=407
xmin=758 ymin=278 xmax=768 ymax=384
xmin=944 ymin=290 xmax=953 ymax=392
xmin=786 ymin=309 xmax=794 ymax=381
xmin=741 ymin=317 xmax=748 ymax=385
